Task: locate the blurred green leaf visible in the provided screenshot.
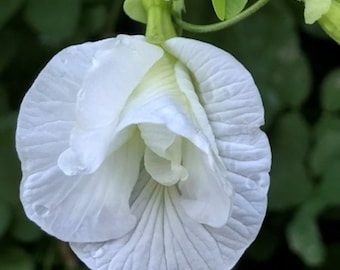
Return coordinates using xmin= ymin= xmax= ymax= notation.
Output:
xmin=0 ymin=201 xmax=11 ymax=238
xmin=303 ymin=23 xmax=329 ymax=40
xmin=310 ymin=130 xmax=340 ymax=176
xmin=0 ymin=113 xmax=21 ymax=205
xmin=271 ymin=43 xmax=311 ymax=108
xmin=0 ymin=30 xmax=20 ymax=73
xmin=212 ymin=0 xmax=248 ymax=20
xmin=0 ymin=0 xmax=25 ymax=30
xmin=319 ymin=159 xmax=340 ymax=206
xmin=0 ymin=84 xmax=10 ymax=115
xmin=0 ymin=247 xmax=34 ymax=270
xmin=11 ymin=206 xmax=43 ymax=242
xmin=268 ymin=112 xmax=313 ymax=210
xmin=269 ymin=163 xmax=313 ymax=211
xmin=314 ymin=113 xmax=340 ymax=139
xmin=246 ymin=229 xmax=279 ymax=262
xmin=321 ymin=68 xmax=340 ymax=111
xmin=286 ymin=205 xmax=326 ymax=267
xmin=24 ymin=0 xmax=81 ymax=44
xmin=315 ymin=244 xmax=340 ymax=270
xmin=271 ymin=112 xmax=310 ymax=161
xmin=83 ymin=5 xmax=107 ymax=35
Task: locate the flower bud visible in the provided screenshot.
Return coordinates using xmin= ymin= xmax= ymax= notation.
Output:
xmin=319 ymin=0 xmax=340 ymax=44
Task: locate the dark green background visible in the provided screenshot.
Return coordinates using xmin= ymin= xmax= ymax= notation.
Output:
xmin=1 ymin=0 xmax=340 ymax=269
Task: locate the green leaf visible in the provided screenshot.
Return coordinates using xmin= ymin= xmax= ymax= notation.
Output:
xmin=321 ymin=68 xmax=340 ymax=111
xmin=0 ymin=113 xmax=21 ymax=205
xmin=212 ymin=0 xmax=248 ymax=21
xmin=310 ymin=130 xmax=340 ymax=176
xmin=123 ymin=0 xmax=147 ymax=24
xmin=83 ymin=5 xmax=107 ymax=35
xmin=0 ymin=85 xmax=10 ymax=116
xmin=271 ymin=43 xmax=311 ymax=108
xmin=286 ymin=199 xmax=326 ymax=266
xmin=0 ymin=201 xmax=11 ymax=238
xmin=314 ymin=113 xmax=340 ymax=139
xmin=319 ymin=159 xmax=340 ymax=206
xmin=11 ymin=206 xmax=43 ymax=242
xmin=24 ymin=0 xmax=81 ymax=44
xmin=268 ymin=112 xmax=313 ymax=211
xmin=269 ymin=162 xmax=313 ymax=211
xmin=0 ymin=0 xmax=25 ymax=30
xmin=246 ymin=230 xmax=279 ymax=262
xmin=271 ymin=112 xmax=310 ymax=162
xmin=0 ymin=30 xmax=20 ymax=73
xmin=318 ymin=244 xmax=340 ymax=270
xmin=0 ymin=247 xmax=34 ymax=270
xmin=211 ymin=0 xmax=224 ymax=20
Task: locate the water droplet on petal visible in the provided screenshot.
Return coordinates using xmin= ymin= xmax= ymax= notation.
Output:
xmin=121 ymin=36 xmax=130 ymax=46
xmin=91 ymin=247 xmax=104 ymax=258
xmin=91 ymin=57 xmax=100 ymax=68
xmin=33 ymin=205 xmax=50 ymax=217
xmin=59 ymin=55 xmax=68 ymax=65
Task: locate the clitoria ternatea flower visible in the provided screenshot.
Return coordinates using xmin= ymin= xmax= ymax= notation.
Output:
xmin=16 ymin=35 xmax=271 ymax=270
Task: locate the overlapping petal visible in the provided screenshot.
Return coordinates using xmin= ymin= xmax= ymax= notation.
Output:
xmin=17 ymin=35 xmax=161 ymax=242
xmin=71 ymin=170 xmax=226 ymax=270
xmin=69 ymin=37 xmax=270 ymax=270
xmin=103 ymin=52 xmax=233 ymax=227
xmin=58 ymin=36 xmax=163 ymax=175
xmin=166 ymin=37 xmax=271 ymax=267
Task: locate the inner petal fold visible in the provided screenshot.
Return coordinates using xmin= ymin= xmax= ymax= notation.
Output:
xmin=140 ymin=124 xmax=188 ymax=186
xmin=179 ymin=142 xmax=233 ymax=228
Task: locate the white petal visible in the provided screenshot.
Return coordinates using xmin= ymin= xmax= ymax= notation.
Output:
xmin=16 ymin=38 xmax=112 ymax=175
xmin=165 ymin=37 xmax=271 ymax=268
xmin=116 ymin=56 xmax=210 ymax=155
xmin=57 ymin=124 xmax=136 ymax=175
xmin=139 ymin=124 xmax=188 ymax=186
xmin=165 ymin=38 xmax=265 ymax=128
xmin=71 ymin=173 xmax=225 ymax=270
xmin=76 ymin=35 xmax=163 ymax=128
xmin=58 ymin=35 xmax=163 ymax=175
xmin=144 ymin=147 xmax=188 ymax=186
xmin=139 ymin=123 xmax=177 ymax=157
xmin=115 ymin=53 xmax=233 ymax=227
xmin=20 ymin=132 xmax=144 ymax=242
xmin=179 ymin=141 xmax=232 ymax=228
xmin=138 ymin=116 xmax=231 ymax=226
xmin=58 ymin=126 xmax=115 ymax=175
xmin=174 ymin=61 xmax=220 ymax=155
xmin=16 ymin=37 xmax=148 ymax=242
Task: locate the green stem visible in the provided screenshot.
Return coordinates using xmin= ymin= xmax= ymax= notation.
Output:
xmin=174 ymin=0 xmax=270 ymax=33
xmin=143 ymin=0 xmax=177 ymax=44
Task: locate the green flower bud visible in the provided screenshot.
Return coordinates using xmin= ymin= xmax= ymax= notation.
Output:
xmin=303 ymin=0 xmax=331 ymax=24
xmin=319 ymin=0 xmax=340 ymax=44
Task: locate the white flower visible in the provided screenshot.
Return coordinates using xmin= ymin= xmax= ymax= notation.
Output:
xmin=16 ymin=35 xmax=271 ymax=270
